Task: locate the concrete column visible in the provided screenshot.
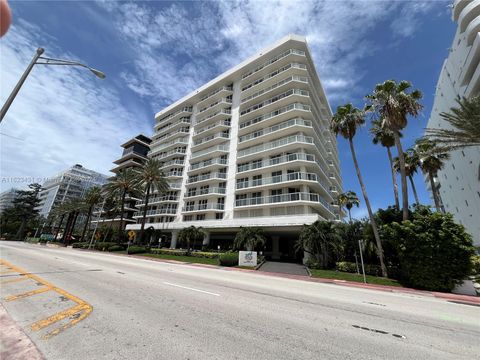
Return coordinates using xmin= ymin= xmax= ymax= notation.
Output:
xmin=170 ymin=230 xmax=178 ymax=249
xmin=303 ymin=249 xmax=311 ymax=265
xmin=202 ymin=231 xmax=210 ymax=247
xmin=272 ymin=236 xmax=280 ymax=260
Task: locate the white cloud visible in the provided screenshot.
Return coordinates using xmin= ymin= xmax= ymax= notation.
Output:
xmin=0 ymin=19 xmax=151 ymax=191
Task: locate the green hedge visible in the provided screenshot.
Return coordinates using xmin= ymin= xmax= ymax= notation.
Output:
xmin=336 ymin=261 xmax=381 ymax=276
xmin=71 ymin=242 xmax=88 ymax=248
xmin=471 ymin=255 xmax=480 ymax=275
xmin=94 ymin=242 xmax=117 ymax=251
xmin=25 ymin=237 xmax=40 ymax=243
xmin=108 ymin=245 xmax=124 ymax=252
xmin=150 ymin=248 xmax=221 ymax=258
xmin=127 ymin=246 xmax=147 ymax=254
xmin=219 ymin=252 xmax=238 ymax=267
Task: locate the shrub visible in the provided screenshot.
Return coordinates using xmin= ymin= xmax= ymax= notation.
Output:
xmin=108 ymin=245 xmax=124 ymax=252
xmin=127 ymin=246 xmax=147 ymax=254
xmin=94 ymin=242 xmax=117 ymax=251
xmin=190 ymin=251 xmax=221 ymax=259
xmin=382 ymin=208 xmax=475 ymax=292
xmin=471 ymin=255 xmax=480 ymax=275
xmin=25 ymin=237 xmax=40 ymax=243
xmin=336 ymin=261 xmax=357 ymax=273
xmin=71 ymin=242 xmax=88 ymax=248
xmin=219 ymin=252 xmax=238 ymax=267
xmin=335 ymin=261 xmax=381 ymax=276
xmin=150 ymin=248 xmax=188 ymax=256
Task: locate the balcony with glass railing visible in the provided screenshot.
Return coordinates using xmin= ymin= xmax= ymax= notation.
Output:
xmin=241 ymin=63 xmax=307 ymax=94
xmin=237 ymin=135 xmax=314 ymax=159
xmin=154 ymin=116 xmax=191 ymax=133
xmin=195 ymin=109 xmax=231 ymax=127
xmin=238 ymin=103 xmax=311 ymax=134
xmin=169 ymin=181 xmax=182 ymax=190
xmin=190 ymin=144 xmax=229 ymax=160
xmin=240 ymin=89 xmax=309 ymax=118
xmin=193 ymin=119 xmax=231 ymax=138
xmin=238 ymin=118 xmax=312 ymax=146
xmin=182 ymin=203 xmax=225 ymax=212
xmin=197 ymin=85 xmax=233 ymax=107
xmin=187 ymin=172 xmax=227 ymax=185
xmin=156 ymin=106 xmax=192 ymax=127
xmin=198 ymin=97 xmax=232 ymax=116
xmin=137 ymin=195 xmax=178 ymax=206
xmin=184 ymin=187 xmax=226 ymax=199
xmin=165 ymin=170 xmax=183 ymax=178
xmin=241 ymin=49 xmax=305 ymax=81
xmin=241 ymin=75 xmax=309 ymax=107
xmin=188 ymin=157 xmax=228 ymax=173
xmin=192 ymin=132 xmax=229 ymax=150
xmin=236 ymin=171 xmax=316 ymax=189
xmin=153 ymin=127 xmax=190 ymax=144
xmin=154 ymin=147 xmax=186 ymax=161
xmin=149 ymin=137 xmax=189 ymax=155
xmin=133 ymin=208 xmax=177 ymax=217
xmin=237 ymin=152 xmax=315 ymax=173
xmin=160 ymin=159 xmax=185 ymax=169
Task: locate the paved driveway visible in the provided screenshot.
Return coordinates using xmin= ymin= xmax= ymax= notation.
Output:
xmin=258 ymin=261 xmax=308 ymax=276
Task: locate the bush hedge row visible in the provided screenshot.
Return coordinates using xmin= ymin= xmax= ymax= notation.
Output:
xmin=336 ymin=261 xmax=381 ymax=276
xmin=219 ymin=252 xmax=238 ymax=267
xmin=150 ymin=248 xmax=222 ymax=259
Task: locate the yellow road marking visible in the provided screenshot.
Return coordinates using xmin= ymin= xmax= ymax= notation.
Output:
xmin=0 ymin=259 xmax=93 ymax=339
xmin=5 ymin=286 xmax=53 ymax=301
xmin=0 ymin=275 xmax=29 ymax=285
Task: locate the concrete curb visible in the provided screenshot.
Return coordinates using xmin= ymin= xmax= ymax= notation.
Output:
xmin=0 ymin=304 xmax=44 ymax=360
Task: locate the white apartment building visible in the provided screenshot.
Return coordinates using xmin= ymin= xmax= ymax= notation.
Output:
xmin=36 ymin=164 xmax=109 ymax=218
xmin=426 ymin=0 xmax=480 ymax=246
xmin=127 ymin=35 xmax=342 ymax=261
xmin=0 ymin=188 xmax=17 ymax=213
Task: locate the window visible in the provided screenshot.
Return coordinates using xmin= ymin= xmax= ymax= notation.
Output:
xmin=252 ymin=159 xmax=262 ymax=169
xmin=187 ymin=188 xmax=197 ymax=197
xmin=186 ymin=201 xmax=194 ymax=211
xmin=272 ymin=171 xmax=282 ymax=183
xmin=252 ymin=174 xmax=262 ymax=186
xmin=196 ymin=214 xmax=206 ymax=221
xmin=216 ymin=213 xmax=223 ymax=219
xmin=217 ymin=197 xmax=225 ymax=205
xmin=251 ymin=192 xmax=262 ymax=205
xmin=270 ymin=154 xmax=281 ymax=165
xmin=184 ymin=215 xmax=193 ymax=221
xmin=200 ymin=185 xmax=209 ymax=195
xmin=271 ymin=189 xmax=282 ymax=203
xmin=237 ymin=177 xmax=249 ymax=189
xmin=199 ymin=199 xmax=208 ymax=210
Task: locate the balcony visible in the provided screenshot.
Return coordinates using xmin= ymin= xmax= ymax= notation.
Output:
xmin=133 ymin=208 xmax=177 ymax=217
xmin=154 ymin=117 xmax=191 ymax=134
xmin=137 ymin=195 xmax=178 ymax=206
xmin=237 ymin=135 xmax=314 ymax=160
xmin=182 ymin=203 xmax=225 ymax=213
xmin=193 ymin=119 xmax=231 ymax=139
xmin=189 ymin=157 xmax=228 ymax=173
xmin=241 ymin=63 xmax=307 ymax=95
xmin=238 ymin=103 xmax=311 ymax=135
xmin=149 ymin=137 xmax=189 ymax=155
xmin=184 ymin=187 xmax=226 ymax=199
xmin=195 ymin=109 xmax=231 ymax=127
xmin=192 ymin=132 xmax=230 ymax=150
xmin=187 ymin=172 xmax=227 ymax=185
xmin=197 ymin=85 xmax=233 ymax=107
xmin=169 ymin=181 xmax=182 ymax=190
xmin=160 ymin=159 xmax=185 ymax=170
xmin=154 ymin=148 xmax=186 ymax=161
xmin=241 ymin=75 xmax=309 ymax=107
xmin=165 ymin=170 xmax=183 ymax=178
xmin=153 ymin=128 xmax=190 ymax=144
xmin=240 ymin=89 xmax=309 ymax=119
xmin=198 ymin=97 xmax=232 ymax=117
xmin=241 ymin=49 xmax=306 ymax=82
xmin=190 ymin=144 xmax=229 ymax=161
xmin=236 ymin=171 xmax=320 ymax=189
xmin=156 ymin=106 xmax=192 ymax=127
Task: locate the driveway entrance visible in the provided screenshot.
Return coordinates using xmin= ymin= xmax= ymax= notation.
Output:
xmin=258 ymin=261 xmax=308 ymax=276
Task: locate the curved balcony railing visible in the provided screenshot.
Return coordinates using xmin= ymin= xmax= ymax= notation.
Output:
xmin=241 ymin=63 xmax=307 ymax=92
xmin=190 ymin=157 xmax=228 ymax=171
xmin=157 ymin=106 xmax=192 ymax=125
xmin=154 ymin=117 xmax=190 ymax=133
xmin=194 ymin=119 xmax=231 ymax=137
xmin=237 ymin=152 xmax=316 ymax=173
xmin=236 ymin=172 xmax=320 ymax=189
xmin=150 ymin=137 xmax=189 ymax=154
xmin=237 ymin=135 xmax=314 ymax=158
xmin=184 ymin=187 xmax=226 ymax=198
xmin=193 ymin=132 xmax=229 ymax=147
xmin=190 ymin=144 xmax=229 ymax=160
xmin=182 ymin=203 xmax=225 ymax=212
xmin=187 ymin=172 xmax=227 ymax=184
xmin=241 ymin=75 xmax=309 ymax=104
xmin=198 ymin=97 xmax=232 ymax=114
xmin=160 ymin=159 xmax=185 ymax=169
xmin=235 ymin=192 xmax=332 ymax=212
xmin=239 ymin=103 xmax=311 ymax=130
xmin=155 ymin=148 xmax=186 ymax=160
xmin=238 ymin=118 xmax=312 ymax=143
xmin=199 ymin=85 xmax=233 ymax=103
xmin=196 ymin=109 xmax=231 ymax=126
xmin=241 ymin=49 xmax=305 ymax=80
xmin=240 ymin=89 xmax=309 ymax=117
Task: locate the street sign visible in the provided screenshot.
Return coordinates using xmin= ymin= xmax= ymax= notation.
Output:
xmin=127 ymin=231 xmax=136 ymax=241
xmin=239 ymin=251 xmax=257 ymax=267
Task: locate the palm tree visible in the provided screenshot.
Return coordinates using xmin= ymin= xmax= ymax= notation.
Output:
xmin=337 ymin=191 xmax=360 ymax=223
xmin=295 ymin=221 xmax=343 ymax=269
xmin=61 ymin=198 xmax=84 ymax=245
xmin=331 ymin=103 xmax=387 ymax=277
xmin=370 ymin=119 xmax=400 ymax=210
xmin=393 ymin=150 xmax=421 ymax=205
xmin=178 ymin=226 xmax=204 ymax=254
xmin=80 ymin=186 xmax=103 ymax=242
xmin=427 ymin=96 xmax=480 ymax=150
xmin=135 ymin=159 xmax=169 ymax=243
xmin=415 ymin=138 xmax=450 ymax=212
xmin=105 ymin=168 xmax=141 ymax=241
xmin=366 ymin=80 xmax=423 ymax=221
xmin=233 ymin=227 xmax=266 ymax=251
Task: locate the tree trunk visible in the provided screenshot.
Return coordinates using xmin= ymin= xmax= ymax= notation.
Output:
xmin=67 ymin=212 xmax=79 ymax=246
xmin=139 ymin=183 xmax=151 ymax=243
xmin=15 ymin=218 xmax=27 ymax=240
xmin=348 ymin=208 xmax=352 ymax=223
xmin=348 ymin=138 xmax=388 ymax=277
xmin=386 ymin=146 xmax=400 ymax=210
xmin=104 ymin=218 xmax=115 ymax=242
xmin=393 ymin=131 xmax=409 ymax=221
xmin=409 ymin=175 xmax=419 ymax=205
xmin=118 ymin=190 xmax=127 ymax=242
xmin=61 ymin=213 xmax=73 ymax=243
xmin=54 ymin=214 xmax=65 ymax=241
xmin=80 ymin=206 xmax=93 ymax=242
xmin=428 ymin=172 xmax=441 ymax=212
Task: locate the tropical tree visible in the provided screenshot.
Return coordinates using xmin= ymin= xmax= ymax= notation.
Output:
xmin=61 ymin=198 xmax=85 ymax=245
xmin=12 ymin=183 xmax=42 ymax=240
xmin=366 ymin=80 xmax=423 ymax=221
xmin=393 ymin=150 xmax=420 ymax=205
xmin=233 ymin=227 xmax=266 ymax=251
xmin=178 ymin=226 xmax=204 ymax=254
xmin=427 ymin=96 xmax=480 ymax=150
xmin=80 ymin=186 xmax=103 ymax=242
xmin=414 ymin=138 xmax=450 ymax=212
xmin=337 ymin=191 xmax=360 ymax=223
xmin=295 ymin=221 xmax=343 ymax=269
xmin=370 ymin=119 xmax=400 ymax=209
xmin=135 ymin=159 xmax=169 ymax=243
xmin=331 ymin=103 xmax=388 ymax=277
xmin=105 ymin=168 xmax=141 ymax=241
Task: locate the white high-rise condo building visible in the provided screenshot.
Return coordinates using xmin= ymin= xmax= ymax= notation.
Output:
xmin=425 ymin=0 xmax=480 ymax=246
xmin=127 ymin=35 xmax=343 ymax=261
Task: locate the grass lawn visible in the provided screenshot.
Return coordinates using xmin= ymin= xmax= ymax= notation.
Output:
xmin=139 ymin=253 xmax=219 ymax=266
xmin=310 ymin=269 xmax=402 ymax=287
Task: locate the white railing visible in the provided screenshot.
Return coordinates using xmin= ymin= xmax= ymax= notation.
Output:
xmin=154 ymin=117 xmax=190 ymax=133
xmin=190 ymin=157 xmax=228 ymax=171
xmin=239 ymin=103 xmax=311 ymax=129
xmin=241 ymin=49 xmax=305 ymax=80
xmin=160 ymin=159 xmax=185 ymax=169
xmin=199 ymin=85 xmax=233 ymax=103
xmin=236 ymin=172 xmax=318 ymax=189
xmin=195 ymin=109 xmax=231 ymax=126
xmin=237 ymin=152 xmax=315 ymax=173
xmin=241 ymin=63 xmax=307 ymax=92
xmin=155 ymin=148 xmax=186 ymax=160
xmin=157 ymin=106 xmax=192 ymax=124
xmin=150 ymin=137 xmax=189 ymax=154
xmin=154 ymin=128 xmax=190 ymax=144
xmin=238 ymin=118 xmax=312 ymax=143
xmin=240 ymin=89 xmax=309 ymax=117
xmin=137 ymin=195 xmax=178 ymax=206
xmin=237 ymin=135 xmax=313 ymax=158
xmin=133 ymin=208 xmax=177 ymax=217
xmin=193 ymin=132 xmax=229 ymax=147
xmin=241 ymin=75 xmax=309 ymax=104
xmin=194 ymin=119 xmax=231 ymax=136
xmin=235 ymin=192 xmax=331 ymax=210
xmin=187 ymin=172 xmax=227 ymax=184
xmin=198 ymin=97 xmax=232 ymax=114
xmin=184 ymin=187 xmax=226 ymax=198
xmin=182 ymin=203 xmax=225 ymax=212
xmin=190 ymin=144 xmax=229 ymax=159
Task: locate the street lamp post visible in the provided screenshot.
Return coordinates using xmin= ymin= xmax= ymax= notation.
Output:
xmin=0 ymin=47 xmax=105 ymax=123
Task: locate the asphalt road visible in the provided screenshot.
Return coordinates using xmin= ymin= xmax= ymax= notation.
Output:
xmin=1 ymin=241 xmax=479 ymax=360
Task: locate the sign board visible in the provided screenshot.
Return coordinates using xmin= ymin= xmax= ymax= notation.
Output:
xmin=239 ymin=251 xmax=257 ymax=267
xmin=127 ymin=230 xmax=136 ymax=241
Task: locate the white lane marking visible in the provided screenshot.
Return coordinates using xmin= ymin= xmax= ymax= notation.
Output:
xmin=163 ymin=282 xmax=220 ymax=296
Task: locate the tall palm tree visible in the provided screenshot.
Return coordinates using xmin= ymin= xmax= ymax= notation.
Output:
xmin=105 ymin=168 xmax=141 ymax=241
xmin=393 ymin=150 xmax=421 ymax=205
xmin=61 ymin=198 xmax=84 ymax=245
xmin=80 ymin=186 xmax=103 ymax=242
xmin=337 ymin=191 xmax=360 ymax=223
xmin=366 ymin=80 xmax=423 ymax=221
xmin=135 ymin=159 xmax=169 ymax=243
xmin=427 ymin=96 xmax=480 ymax=150
xmin=178 ymin=226 xmax=204 ymax=254
xmin=415 ymin=138 xmax=450 ymax=212
xmin=233 ymin=227 xmax=266 ymax=251
xmin=370 ymin=119 xmax=400 ymax=210
xmin=331 ymin=103 xmax=388 ymax=277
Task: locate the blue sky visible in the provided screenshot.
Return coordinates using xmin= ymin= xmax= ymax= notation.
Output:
xmin=0 ymin=0 xmax=456 ymax=218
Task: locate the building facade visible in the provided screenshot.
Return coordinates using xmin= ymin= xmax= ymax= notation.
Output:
xmin=127 ymin=35 xmax=343 ymax=261
xmin=0 ymin=188 xmax=17 ymax=213
xmin=425 ymin=0 xmax=480 ymax=246
xmin=36 ymin=164 xmax=109 ymax=218
xmin=92 ymin=134 xmax=151 ymax=227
